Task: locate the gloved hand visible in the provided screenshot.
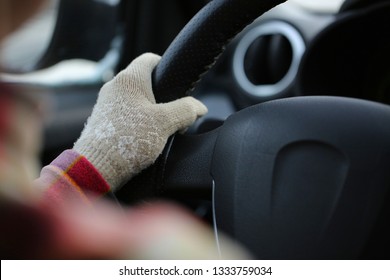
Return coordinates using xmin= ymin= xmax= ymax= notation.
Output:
xmin=74 ymin=53 xmax=207 ymax=190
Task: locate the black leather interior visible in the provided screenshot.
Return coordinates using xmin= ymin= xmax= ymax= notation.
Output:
xmin=116 ymin=0 xmax=390 ymax=259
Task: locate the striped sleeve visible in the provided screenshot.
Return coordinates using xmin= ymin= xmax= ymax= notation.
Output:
xmin=37 ymin=149 xmax=111 ymax=205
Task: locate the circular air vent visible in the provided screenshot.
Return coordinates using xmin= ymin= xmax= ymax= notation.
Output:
xmin=233 ymin=21 xmax=305 ymax=99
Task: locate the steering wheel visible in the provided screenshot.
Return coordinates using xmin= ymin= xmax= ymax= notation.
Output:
xmin=116 ymin=0 xmax=390 ymax=259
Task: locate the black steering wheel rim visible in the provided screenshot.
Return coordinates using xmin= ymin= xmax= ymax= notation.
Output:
xmin=152 ymin=0 xmax=287 ymax=103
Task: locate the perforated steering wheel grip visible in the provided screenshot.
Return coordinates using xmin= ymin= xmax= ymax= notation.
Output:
xmin=153 ymin=0 xmax=287 ymax=103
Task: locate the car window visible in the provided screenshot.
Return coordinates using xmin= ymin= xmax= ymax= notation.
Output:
xmin=0 ymin=0 xmax=59 ymax=72
xmin=0 ymin=0 xmax=121 ymax=87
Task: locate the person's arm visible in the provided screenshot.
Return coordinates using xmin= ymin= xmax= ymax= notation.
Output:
xmin=36 ymin=149 xmax=110 ymax=206
xmin=38 ymin=53 xmax=207 ymax=201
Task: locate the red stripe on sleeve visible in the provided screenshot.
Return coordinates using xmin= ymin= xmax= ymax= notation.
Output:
xmin=66 ymin=156 xmax=110 ymax=195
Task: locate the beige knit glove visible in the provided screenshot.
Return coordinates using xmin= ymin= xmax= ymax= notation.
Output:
xmin=73 ymin=53 xmax=208 ymax=190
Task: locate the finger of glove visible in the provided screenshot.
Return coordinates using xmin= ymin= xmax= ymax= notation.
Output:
xmin=157 ymin=97 xmax=208 ymax=136
xmin=106 ymin=53 xmax=161 ymax=104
